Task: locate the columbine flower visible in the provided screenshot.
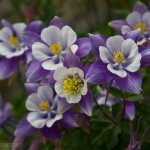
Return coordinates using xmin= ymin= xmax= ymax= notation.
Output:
xmin=54 ymin=67 xmax=88 ymax=103
xmin=32 ymin=25 xmax=77 ymax=70
xmin=26 ymin=85 xmax=62 ymax=128
xmin=99 ymin=35 xmax=141 ymax=78
xmin=86 ymin=31 xmax=142 ymax=94
xmin=109 ymin=2 xmax=150 ymax=44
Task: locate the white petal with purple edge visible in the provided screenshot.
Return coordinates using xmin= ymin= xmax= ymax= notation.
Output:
xmin=121 ymin=39 xmax=138 ymax=58
xmin=27 ymin=112 xmax=47 ymax=128
xmin=123 ymin=54 xmax=141 ymax=72
xmin=0 ymin=42 xmax=13 ymax=56
xmin=107 ymin=63 xmax=127 ymax=78
xmin=41 ymin=26 xmax=61 ymax=46
xmin=42 ymin=56 xmax=63 ymax=70
xmin=13 ymin=23 xmax=26 ymax=35
xmin=68 ymin=67 xmax=84 ymax=79
xmin=106 ymin=35 xmax=124 ymax=52
xmin=46 ymin=114 xmax=62 ymax=127
xmin=66 ymin=93 xmax=81 ymax=103
xmin=26 ymin=93 xmax=42 ymax=111
xmin=121 ymin=25 xmax=132 ymax=34
xmin=37 ymin=86 xmax=53 ymax=103
xmin=80 ymin=80 xmax=88 ymax=95
xmin=126 ymin=12 xmax=141 ymax=27
xmin=53 ymin=67 xmax=68 ymax=81
xmin=32 ymin=42 xmax=52 ymax=61
xmin=142 ymin=12 xmax=150 ymax=27
xmin=99 ymin=46 xmax=114 ymax=63
xmin=61 ymin=26 xmax=77 ymax=50
xmin=0 ymin=27 xmax=12 ymax=43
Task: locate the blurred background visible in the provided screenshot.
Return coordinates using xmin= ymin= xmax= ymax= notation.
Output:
xmin=0 ymin=0 xmax=150 ymax=149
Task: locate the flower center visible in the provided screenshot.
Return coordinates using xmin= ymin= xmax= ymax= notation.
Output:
xmin=9 ymin=36 xmax=19 ymax=48
xmin=39 ymin=101 xmax=51 ymax=112
xmin=50 ymin=43 xmax=62 ymax=55
xmin=134 ymin=22 xmax=147 ymax=35
xmin=63 ymin=74 xmax=83 ymax=95
xmin=113 ymin=51 xmax=125 ymax=64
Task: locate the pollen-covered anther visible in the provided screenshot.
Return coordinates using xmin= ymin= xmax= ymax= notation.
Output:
xmin=63 ymin=74 xmax=83 ymax=95
xmin=134 ymin=22 xmax=147 ymax=35
xmin=113 ymin=51 xmax=125 ymax=64
xmin=9 ymin=36 xmax=19 ymax=48
xmin=50 ymin=43 xmax=62 ymax=55
xmin=39 ymin=101 xmax=51 ymax=112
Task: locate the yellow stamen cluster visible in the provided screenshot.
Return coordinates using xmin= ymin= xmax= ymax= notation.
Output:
xmin=9 ymin=36 xmax=19 ymax=48
xmin=134 ymin=22 xmax=147 ymax=35
xmin=113 ymin=51 xmax=125 ymax=64
xmin=39 ymin=101 xmax=51 ymax=112
xmin=50 ymin=43 xmax=62 ymax=55
xmin=63 ymin=74 xmax=83 ymax=95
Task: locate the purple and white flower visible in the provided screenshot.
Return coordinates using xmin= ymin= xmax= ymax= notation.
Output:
xmin=99 ymin=35 xmax=141 ymax=78
xmin=26 ymin=85 xmax=62 ymax=128
xmin=109 ymin=2 xmax=150 ymax=44
xmin=32 ymin=25 xmax=77 ymax=70
xmin=54 ymin=67 xmax=88 ymax=103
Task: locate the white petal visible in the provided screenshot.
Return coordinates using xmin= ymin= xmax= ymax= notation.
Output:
xmin=66 ymin=93 xmax=81 ymax=104
xmin=53 ymin=66 xmax=68 ymax=81
xmin=37 ymin=86 xmax=53 ymax=102
xmin=41 ymin=26 xmax=61 ymax=46
xmin=46 ymin=114 xmax=62 ymax=127
xmin=54 ymin=81 xmax=66 ymax=97
xmin=61 ymin=26 xmax=77 ymax=50
xmin=0 ymin=42 xmax=12 ymax=56
xmin=123 ymin=54 xmax=141 ymax=72
xmin=121 ymin=25 xmax=132 ymax=34
xmin=26 ymin=93 xmax=42 ymax=111
xmin=107 ymin=64 xmax=127 ymax=78
xmin=99 ymin=46 xmax=114 ymax=63
xmin=71 ymin=44 xmax=78 ymax=54
xmin=32 ymin=42 xmax=51 ymax=61
xmin=42 ymin=56 xmax=63 ymax=70
xmin=0 ymin=27 xmax=12 ymax=43
xmin=80 ymin=80 xmax=88 ymax=95
xmin=13 ymin=23 xmax=26 ymax=35
xmin=121 ymin=39 xmax=138 ymax=58
xmin=27 ymin=112 xmax=47 ymax=128
xmin=106 ymin=35 xmax=124 ymax=53
xmin=142 ymin=12 xmax=150 ymax=27
xmin=68 ymin=67 xmax=84 ymax=79
xmin=126 ymin=12 xmax=141 ymax=27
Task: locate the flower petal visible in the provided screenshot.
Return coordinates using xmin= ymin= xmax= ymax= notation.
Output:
xmin=0 ymin=27 xmax=12 ymax=43
xmin=121 ymin=25 xmax=132 ymax=34
xmin=55 ymin=81 xmax=66 ymax=97
xmin=68 ymin=67 xmax=84 ymax=78
xmin=80 ymin=80 xmax=88 ymax=95
xmin=13 ymin=23 xmax=26 ymax=35
xmin=66 ymin=93 xmax=81 ymax=104
xmin=142 ymin=12 xmax=150 ymax=27
xmin=46 ymin=115 xmax=62 ymax=127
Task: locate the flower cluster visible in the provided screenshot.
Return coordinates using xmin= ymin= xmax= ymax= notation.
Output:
xmin=0 ymin=1 xmax=150 ymax=149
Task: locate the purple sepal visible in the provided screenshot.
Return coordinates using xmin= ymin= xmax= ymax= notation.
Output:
xmin=24 ymin=20 xmax=44 ymax=34
xmin=124 ymin=101 xmax=135 ymax=121
xmin=26 ymin=60 xmax=49 ymax=82
xmin=63 ymin=50 xmax=83 ymax=69
xmin=123 ymin=29 xmax=141 ymax=42
xmin=75 ymin=38 xmax=92 ymax=58
xmin=89 ymin=34 xmax=107 ymax=57
xmin=12 ymin=136 xmax=26 ymax=150
xmin=79 ymin=88 xmax=93 ymax=116
xmin=48 ymin=71 xmax=55 ymax=87
xmin=25 ymin=83 xmax=40 ymax=95
xmin=114 ymin=72 xmax=142 ymax=94
xmin=28 ymin=137 xmax=43 ymax=150
xmin=133 ymin=2 xmax=148 ymax=14
xmin=139 ymin=42 xmax=150 ymax=67
xmin=14 ymin=115 xmax=37 ymax=136
xmin=61 ymin=111 xmax=78 ymax=129
xmin=109 ymin=20 xmax=127 ymax=34
xmin=58 ymin=97 xmax=73 ymax=114
xmin=49 ymin=16 xmax=67 ymax=29
xmin=2 ymin=19 xmax=16 ymax=34
xmin=40 ymin=125 xmax=61 ymax=141
xmin=85 ymin=60 xmax=112 ymax=84
xmin=22 ymin=31 xmax=42 ymax=48
xmin=0 ymin=57 xmax=20 ymax=79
